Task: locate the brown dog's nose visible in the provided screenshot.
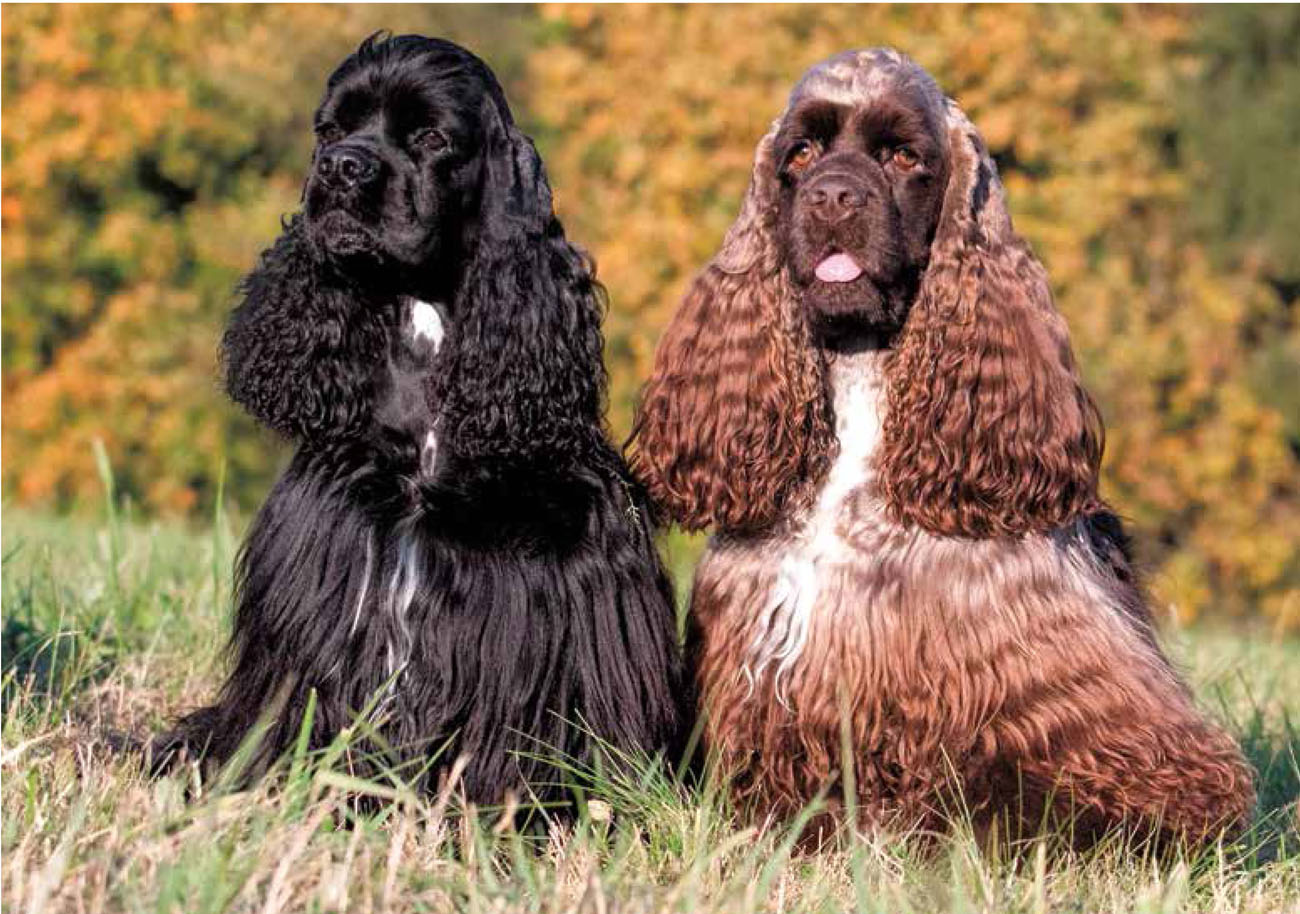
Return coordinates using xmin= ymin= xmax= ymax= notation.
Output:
xmin=806 ymin=174 xmax=865 ymax=224
xmin=317 ymin=145 xmax=380 ymax=189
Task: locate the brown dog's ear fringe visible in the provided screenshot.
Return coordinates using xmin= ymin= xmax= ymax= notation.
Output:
xmin=878 ymin=104 xmax=1105 ymax=537
xmin=629 ymin=129 xmax=835 ymax=532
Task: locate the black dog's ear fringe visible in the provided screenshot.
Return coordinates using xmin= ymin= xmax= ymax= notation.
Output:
xmin=434 ymin=120 xmax=610 ymax=474
xmin=221 ymin=215 xmax=391 ymax=443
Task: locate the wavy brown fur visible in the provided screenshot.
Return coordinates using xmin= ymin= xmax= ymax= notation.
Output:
xmin=628 ymin=132 xmax=836 ymax=533
xmin=632 ymin=48 xmax=1254 ymax=849
xmin=692 ymin=362 xmax=1254 ymax=846
xmin=879 ymin=112 xmax=1105 ymax=537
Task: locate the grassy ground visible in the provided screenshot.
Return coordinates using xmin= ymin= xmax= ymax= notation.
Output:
xmin=3 ymin=504 xmax=1298 ymax=913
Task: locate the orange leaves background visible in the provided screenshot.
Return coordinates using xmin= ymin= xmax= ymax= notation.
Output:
xmin=3 ymin=5 xmax=1296 ymax=629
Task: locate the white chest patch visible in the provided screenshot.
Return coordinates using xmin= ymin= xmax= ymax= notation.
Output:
xmin=406 ymin=299 xmax=444 ymax=477
xmin=408 ymin=299 xmax=446 ymax=349
xmin=745 ymin=352 xmax=886 ymax=701
xmin=384 ymin=532 xmax=420 ymax=682
xmin=421 ymin=430 xmax=438 ymax=476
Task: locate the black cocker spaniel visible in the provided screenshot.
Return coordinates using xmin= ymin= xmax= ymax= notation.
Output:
xmin=152 ymin=34 xmax=687 ymax=806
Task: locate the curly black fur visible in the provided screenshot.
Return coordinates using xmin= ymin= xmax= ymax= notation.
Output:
xmin=152 ymin=34 xmax=688 ymax=806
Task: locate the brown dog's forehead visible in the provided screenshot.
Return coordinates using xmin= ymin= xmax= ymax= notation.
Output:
xmin=788 ymin=48 xmax=947 ymax=125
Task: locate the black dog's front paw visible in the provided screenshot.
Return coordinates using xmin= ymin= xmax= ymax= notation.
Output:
xmin=146 ymin=707 xmax=224 ymax=780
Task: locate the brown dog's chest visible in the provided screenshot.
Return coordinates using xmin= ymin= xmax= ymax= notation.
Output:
xmin=693 ymin=351 xmax=893 ymax=694
xmin=689 ymin=364 xmax=1165 ymax=823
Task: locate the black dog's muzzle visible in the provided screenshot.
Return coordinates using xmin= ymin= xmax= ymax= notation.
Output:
xmin=316 ymin=142 xmax=382 ymax=191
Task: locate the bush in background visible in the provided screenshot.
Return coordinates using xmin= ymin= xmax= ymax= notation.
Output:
xmin=3 ymin=4 xmax=1296 ymax=629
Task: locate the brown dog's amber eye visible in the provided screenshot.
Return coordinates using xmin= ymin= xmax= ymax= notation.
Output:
xmin=891 ymin=146 xmax=920 ymax=170
xmin=787 ymin=142 xmax=818 ymax=172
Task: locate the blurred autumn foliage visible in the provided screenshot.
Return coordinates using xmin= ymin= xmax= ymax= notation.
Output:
xmin=1 ymin=4 xmax=530 ymax=512
xmin=3 ymin=5 xmax=1297 ymax=629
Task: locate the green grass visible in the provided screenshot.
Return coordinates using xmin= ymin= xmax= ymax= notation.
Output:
xmin=3 ymin=506 xmax=1298 ymax=914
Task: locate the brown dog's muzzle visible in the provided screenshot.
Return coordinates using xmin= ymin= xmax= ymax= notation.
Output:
xmin=801 ymin=171 xmax=867 ymax=226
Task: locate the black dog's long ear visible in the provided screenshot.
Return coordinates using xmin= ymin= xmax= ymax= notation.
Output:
xmin=222 ymin=215 xmax=390 ymax=442
xmin=436 ymin=101 xmax=608 ymax=470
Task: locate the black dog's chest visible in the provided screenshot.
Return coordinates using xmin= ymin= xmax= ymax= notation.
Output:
xmin=374 ymin=298 xmax=446 ymax=475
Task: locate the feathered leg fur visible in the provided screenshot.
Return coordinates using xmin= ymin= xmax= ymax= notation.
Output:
xmin=157 ymin=444 xmax=686 ymax=804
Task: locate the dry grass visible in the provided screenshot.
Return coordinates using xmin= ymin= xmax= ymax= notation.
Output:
xmin=3 ymin=505 xmax=1298 ymax=913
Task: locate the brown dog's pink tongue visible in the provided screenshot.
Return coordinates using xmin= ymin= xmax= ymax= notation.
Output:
xmin=814 ymin=252 xmax=864 ymax=283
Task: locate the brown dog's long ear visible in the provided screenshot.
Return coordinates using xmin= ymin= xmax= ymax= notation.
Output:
xmin=879 ymin=102 xmax=1104 ymax=538
xmin=628 ymin=128 xmax=834 ymax=532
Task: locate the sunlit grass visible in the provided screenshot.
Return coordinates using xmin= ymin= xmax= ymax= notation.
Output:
xmin=2 ymin=504 xmax=1297 ymax=913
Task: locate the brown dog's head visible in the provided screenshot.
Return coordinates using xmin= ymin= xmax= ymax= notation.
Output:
xmin=776 ymin=51 xmax=950 ymax=339
xmin=630 ymin=49 xmax=1103 ymax=537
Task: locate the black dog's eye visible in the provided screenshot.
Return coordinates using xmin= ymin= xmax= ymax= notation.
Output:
xmin=409 ymin=128 xmax=451 ymax=154
xmin=315 ymin=123 xmax=345 ymax=146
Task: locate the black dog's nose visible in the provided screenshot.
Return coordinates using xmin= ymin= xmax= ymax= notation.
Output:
xmin=806 ymin=174 xmax=865 ymax=224
xmin=317 ymin=145 xmax=380 ymax=189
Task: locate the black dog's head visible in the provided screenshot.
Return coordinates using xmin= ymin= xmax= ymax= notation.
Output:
xmin=302 ymin=35 xmax=520 ymax=298
xmin=775 ymin=51 xmax=950 ymax=337
xmin=227 ymin=34 xmax=610 ymax=469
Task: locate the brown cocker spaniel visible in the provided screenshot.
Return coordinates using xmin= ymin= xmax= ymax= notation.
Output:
xmin=630 ymin=48 xmax=1254 ymax=848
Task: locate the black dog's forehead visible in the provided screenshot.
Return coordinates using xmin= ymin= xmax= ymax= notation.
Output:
xmin=316 ymin=35 xmax=511 ymax=143
xmin=316 ymin=65 xmax=482 ymax=138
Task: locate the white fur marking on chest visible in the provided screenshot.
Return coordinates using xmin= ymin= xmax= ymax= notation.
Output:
xmin=349 ymin=533 xmax=376 ymax=638
xmin=744 ymin=354 xmax=886 ymax=702
xmin=409 ymin=299 xmax=445 ymax=349
xmin=342 ymin=530 xmax=421 ymax=700
xmin=421 ymin=431 xmax=438 ymax=476
xmin=383 ymin=532 xmax=421 ymax=684
xmin=408 ymin=299 xmax=444 ymax=477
